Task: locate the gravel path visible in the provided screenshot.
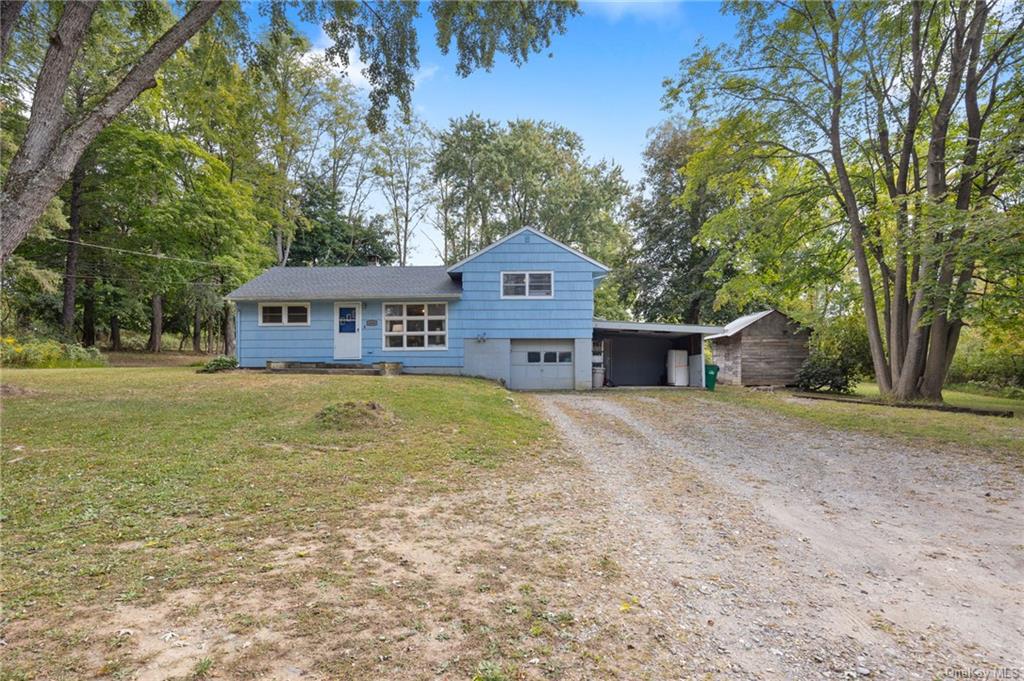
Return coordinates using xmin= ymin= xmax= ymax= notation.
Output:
xmin=537 ymin=391 xmax=1024 ymax=680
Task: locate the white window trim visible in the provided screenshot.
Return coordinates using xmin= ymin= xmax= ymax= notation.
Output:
xmin=381 ymin=302 xmax=448 ymax=351
xmin=500 ymin=271 xmax=554 ymax=299
xmin=257 ymin=302 xmax=311 ymax=327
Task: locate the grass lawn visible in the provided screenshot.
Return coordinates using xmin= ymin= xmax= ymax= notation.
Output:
xmin=1 ymin=368 xmax=550 ymax=679
xmin=704 ymin=384 xmax=1024 ymax=457
xmin=855 ymin=382 xmax=1024 ymax=416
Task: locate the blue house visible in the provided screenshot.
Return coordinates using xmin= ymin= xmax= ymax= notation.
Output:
xmin=227 ymin=228 xmax=722 ymax=390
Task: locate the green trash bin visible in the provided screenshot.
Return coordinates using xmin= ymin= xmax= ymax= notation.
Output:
xmin=705 ymin=364 xmax=719 ymax=391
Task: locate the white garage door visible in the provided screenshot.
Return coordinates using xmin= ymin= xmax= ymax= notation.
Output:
xmin=509 ymin=340 xmax=575 ymax=390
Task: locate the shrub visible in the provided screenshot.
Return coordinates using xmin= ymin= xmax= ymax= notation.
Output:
xmin=795 ymin=353 xmax=857 ymax=394
xmin=808 ymin=315 xmax=872 ymax=377
xmin=946 ymin=328 xmax=1023 ymax=390
xmin=0 ymin=337 xmax=107 ymax=368
xmin=197 ymin=355 xmax=238 ymax=373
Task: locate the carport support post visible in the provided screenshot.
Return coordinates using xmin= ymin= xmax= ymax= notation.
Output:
xmin=693 ymin=338 xmax=706 ymax=388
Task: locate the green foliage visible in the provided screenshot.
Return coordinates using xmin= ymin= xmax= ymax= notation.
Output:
xmin=795 ymin=315 xmax=869 ymax=393
xmin=290 ymin=177 xmax=396 ymax=266
xmin=947 ymin=328 xmax=1024 ymax=391
xmin=471 ymin=660 xmax=511 ymax=681
xmin=794 ymin=354 xmax=857 ymax=395
xmin=661 ymin=0 xmax=1024 ymax=399
xmin=197 ymin=355 xmax=239 ymax=374
xmin=0 ymin=337 xmax=106 ymax=368
xmin=433 ymin=115 xmax=629 ymax=265
xmin=809 ymin=316 xmax=873 ymax=378
xmin=623 ymin=118 xmax=741 ymax=324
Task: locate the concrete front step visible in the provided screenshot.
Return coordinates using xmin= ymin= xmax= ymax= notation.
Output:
xmin=264 ymin=360 xmax=403 ymax=376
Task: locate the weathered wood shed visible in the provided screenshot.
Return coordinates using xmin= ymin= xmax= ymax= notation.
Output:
xmin=707 ymin=310 xmax=810 ymax=386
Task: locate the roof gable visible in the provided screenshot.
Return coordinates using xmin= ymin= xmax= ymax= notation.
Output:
xmin=446 ymin=227 xmax=610 ymax=274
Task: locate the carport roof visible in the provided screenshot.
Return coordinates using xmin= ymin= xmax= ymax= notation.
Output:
xmin=593 ymin=320 xmax=725 ymax=336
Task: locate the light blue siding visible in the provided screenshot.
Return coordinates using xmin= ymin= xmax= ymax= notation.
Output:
xmin=234 ymin=229 xmax=605 ymax=369
xmin=453 ymin=230 xmax=604 ymax=340
xmin=236 ymin=300 xmax=464 ymax=368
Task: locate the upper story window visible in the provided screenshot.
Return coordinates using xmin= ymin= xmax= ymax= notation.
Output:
xmin=501 ymin=271 xmax=553 ymax=299
xmin=259 ymin=302 xmax=309 ymax=326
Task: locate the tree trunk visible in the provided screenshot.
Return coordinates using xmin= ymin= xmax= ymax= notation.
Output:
xmin=193 ymin=303 xmax=202 ymax=353
xmin=222 ymin=302 xmax=235 ymax=357
xmin=0 ymin=0 xmax=223 ymax=264
xmin=109 ymin=314 xmax=122 ymax=351
xmin=147 ymin=294 xmax=162 ymax=353
xmin=0 ymin=0 xmax=27 ymax=63
xmin=60 ymin=158 xmax=85 ymax=339
xmin=82 ymin=279 xmax=96 ymax=347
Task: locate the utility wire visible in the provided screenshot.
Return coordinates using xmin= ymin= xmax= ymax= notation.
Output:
xmin=51 ymin=238 xmax=229 ymax=268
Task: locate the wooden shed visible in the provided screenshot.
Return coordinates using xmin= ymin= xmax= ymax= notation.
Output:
xmin=707 ymin=310 xmax=810 ymax=386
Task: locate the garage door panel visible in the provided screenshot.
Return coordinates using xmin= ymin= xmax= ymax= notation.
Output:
xmin=509 ymin=340 xmax=575 ymax=390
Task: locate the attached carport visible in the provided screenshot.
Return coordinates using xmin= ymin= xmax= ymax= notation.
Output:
xmin=593 ymin=320 xmax=725 ymax=388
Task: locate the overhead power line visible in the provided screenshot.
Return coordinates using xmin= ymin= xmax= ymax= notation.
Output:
xmin=51 ymin=238 xmax=229 ymax=268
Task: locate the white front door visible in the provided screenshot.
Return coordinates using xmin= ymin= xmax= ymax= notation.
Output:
xmin=333 ymin=302 xmax=361 ymax=360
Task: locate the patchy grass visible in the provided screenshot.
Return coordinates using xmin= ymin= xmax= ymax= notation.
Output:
xmin=106 ymin=350 xmax=212 ymax=367
xmin=855 ymin=382 xmax=1024 ymax=416
xmin=703 ymin=385 xmax=1024 ymax=456
xmin=0 ymin=368 xmax=550 ymax=678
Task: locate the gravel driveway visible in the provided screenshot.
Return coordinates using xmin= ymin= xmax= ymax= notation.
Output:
xmin=537 ymin=391 xmax=1023 ymax=679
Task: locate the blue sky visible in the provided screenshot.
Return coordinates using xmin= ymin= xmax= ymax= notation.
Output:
xmin=403 ymin=1 xmax=737 ymax=185
xmin=277 ymin=1 xmax=739 ymax=263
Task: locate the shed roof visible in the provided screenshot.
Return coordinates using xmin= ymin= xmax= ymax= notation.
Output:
xmin=705 ymin=310 xmax=776 ymax=340
xmin=226 ymin=266 xmax=462 ymax=301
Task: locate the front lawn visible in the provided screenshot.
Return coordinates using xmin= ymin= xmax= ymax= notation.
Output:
xmin=1 ymin=368 xmax=549 ymax=678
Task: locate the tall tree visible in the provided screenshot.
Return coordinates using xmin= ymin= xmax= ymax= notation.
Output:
xmin=667 ymin=0 xmax=1024 ymax=401
xmin=373 ymin=114 xmax=434 ymax=265
xmin=1 ymin=0 xmax=581 ymax=263
xmin=0 ymin=0 xmax=225 ymax=263
xmin=433 ymin=115 xmax=630 ymax=264
xmin=623 ymin=119 xmax=732 ymax=324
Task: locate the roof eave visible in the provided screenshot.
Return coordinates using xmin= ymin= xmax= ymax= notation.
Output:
xmin=593 ymin=320 xmax=725 ymax=335
xmin=226 ymin=293 xmax=463 ymax=302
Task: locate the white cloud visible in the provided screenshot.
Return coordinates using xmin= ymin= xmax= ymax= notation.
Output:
xmin=583 ymin=0 xmax=684 ymax=24
xmin=415 ymin=64 xmax=439 ymax=86
xmin=307 ymin=27 xmax=372 ymax=91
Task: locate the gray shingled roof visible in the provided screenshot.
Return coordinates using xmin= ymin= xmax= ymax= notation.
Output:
xmin=226 ymin=266 xmax=462 ymax=301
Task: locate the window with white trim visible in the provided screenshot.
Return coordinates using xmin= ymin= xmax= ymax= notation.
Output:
xmin=502 ymin=271 xmax=553 ymax=298
xmin=259 ymin=303 xmax=309 ymax=326
xmin=383 ymin=302 xmax=447 ymax=350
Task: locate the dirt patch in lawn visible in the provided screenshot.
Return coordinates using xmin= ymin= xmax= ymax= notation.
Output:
xmin=0 ymin=383 xmax=42 ymax=398
xmin=2 ymin=442 xmax=711 ymax=680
